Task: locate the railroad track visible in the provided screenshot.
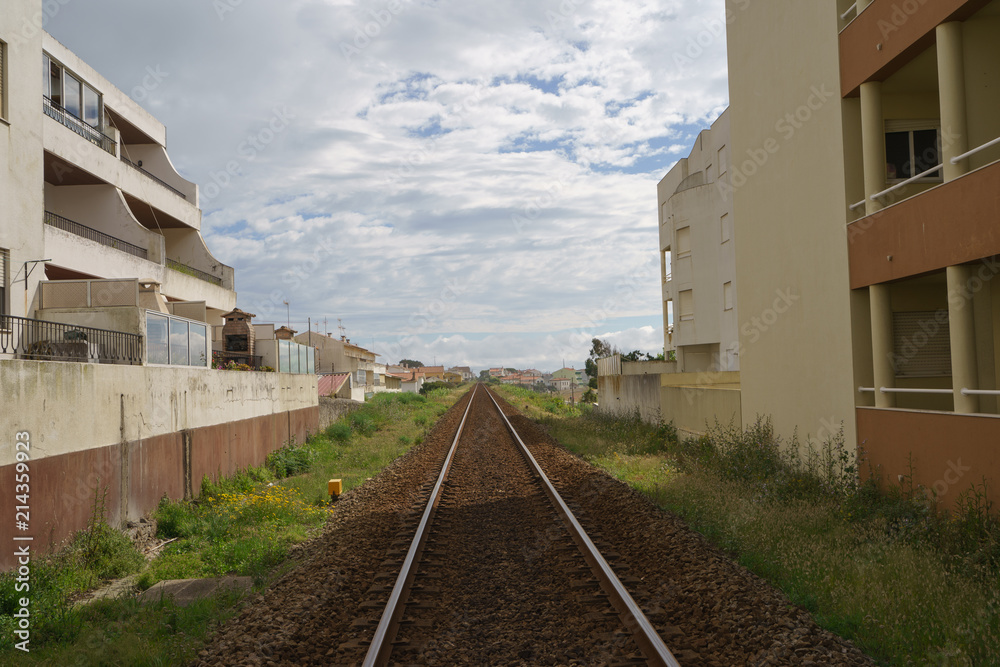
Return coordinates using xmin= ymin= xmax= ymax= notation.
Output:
xmin=356 ymin=384 xmax=680 ymax=666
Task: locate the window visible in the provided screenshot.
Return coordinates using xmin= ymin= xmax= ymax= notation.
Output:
xmin=0 ymin=248 xmax=8 ymax=318
xmin=357 ymin=369 xmax=367 ymax=385
xmin=885 ymin=120 xmax=941 ymax=182
xmin=724 ymin=282 xmax=733 ymax=310
xmin=0 ymin=40 xmax=7 ymax=121
xmin=676 ymin=226 xmax=691 ymax=258
xmin=892 ymin=311 xmax=951 ymax=377
xmin=679 ymin=289 xmax=694 ymax=321
xmin=42 ymin=53 xmax=102 ymax=128
xmin=705 ymin=163 xmax=712 ymax=183
xmin=720 ymin=213 xmax=731 ymax=243
xmin=717 ymin=145 xmax=727 ymax=179
xmin=147 ymin=312 xmax=208 ymax=367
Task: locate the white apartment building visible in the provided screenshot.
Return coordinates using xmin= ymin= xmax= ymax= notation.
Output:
xmin=657 ymin=109 xmax=739 ymax=373
xmin=1 ymin=22 xmax=235 ymax=333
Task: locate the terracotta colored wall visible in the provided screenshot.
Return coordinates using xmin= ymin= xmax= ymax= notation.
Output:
xmin=839 ymin=0 xmax=989 ymax=96
xmin=0 ymin=406 xmax=318 ymax=570
xmin=847 ymin=160 xmax=1000 ymax=289
xmin=857 ymin=406 xmax=1000 ymax=509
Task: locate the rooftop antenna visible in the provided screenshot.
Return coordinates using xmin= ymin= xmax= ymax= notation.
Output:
xmin=338 ymin=318 xmax=346 ymax=339
xmin=324 ymin=317 xmax=328 ymax=336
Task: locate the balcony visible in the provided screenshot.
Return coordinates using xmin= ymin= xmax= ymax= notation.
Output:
xmin=44 ymin=211 xmax=149 ymax=261
xmin=857 ymin=406 xmax=1000 ymax=510
xmin=166 ymin=259 xmax=223 ymax=287
xmin=0 ymin=314 xmax=142 ymax=365
xmin=120 ymin=154 xmax=188 ymax=200
xmin=847 ymin=159 xmax=1000 ymax=288
xmin=43 ymin=97 xmax=117 ymax=156
xmin=838 ymin=0 xmax=990 ymax=96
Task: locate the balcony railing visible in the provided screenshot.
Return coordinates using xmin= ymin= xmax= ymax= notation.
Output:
xmin=120 ymin=154 xmax=188 ymax=199
xmin=44 ymin=211 xmax=148 ymax=260
xmin=43 ymin=97 xmax=117 ymax=155
xmin=166 ymin=259 xmax=223 ymax=287
xmin=212 ymin=350 xmax=264 ymax=369
xmin=0 ymin=314 xmax=142 ymax=365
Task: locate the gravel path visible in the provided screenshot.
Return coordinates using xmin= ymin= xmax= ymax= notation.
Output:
xmin=192 ymin=387 xmax=875 ymax=666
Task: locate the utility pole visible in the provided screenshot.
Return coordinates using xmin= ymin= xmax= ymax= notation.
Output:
xmin=283 ymin=300 xmax=290 ymax=329
xmin=308 ymin=317 xmax=311 ymax=347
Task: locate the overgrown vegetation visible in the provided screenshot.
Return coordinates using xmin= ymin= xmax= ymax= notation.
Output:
xmin=498 ymin=385 xmax=1000 ymax=666
xmin=0 ymin=388 xmax=462 ymax=664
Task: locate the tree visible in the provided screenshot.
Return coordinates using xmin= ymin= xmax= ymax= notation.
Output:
xmin=505 ymin=367 xmax=518 ymax=374
xmin=399 ymin=359 xmax=423 ymax=368
xmin=585 ymin=338 xmax=614 ymax=389
xmin=478 ymin=369 xmax=491 ymax=381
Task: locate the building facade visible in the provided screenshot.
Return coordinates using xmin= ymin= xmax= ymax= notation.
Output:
xmin=657 ymin=108 xmax=739 ymax=373
xmin=726 ymin=0 xmax=1000 ymax=508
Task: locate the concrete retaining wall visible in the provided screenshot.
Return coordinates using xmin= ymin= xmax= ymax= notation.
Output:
xmin=596 ymin=374 xmax=662 ymax=423
xmin=0 ymin=360 xmax=318 ymax=569
xmin=319 ymin=397 xmax=363 ymax=429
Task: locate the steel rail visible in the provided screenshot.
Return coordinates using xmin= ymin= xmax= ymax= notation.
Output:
xmin=483 ymin=386 xmax=681 ymax=667
xmin=361 ymin=384 xmax=479 ymax=667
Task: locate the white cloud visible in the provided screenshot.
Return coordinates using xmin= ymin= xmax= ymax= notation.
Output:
xmin=45 ymin=0 xmax=728 ymax=371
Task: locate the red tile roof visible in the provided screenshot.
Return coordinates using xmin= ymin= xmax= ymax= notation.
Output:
xmin=318 ymin=373 xmax=351 ymax=396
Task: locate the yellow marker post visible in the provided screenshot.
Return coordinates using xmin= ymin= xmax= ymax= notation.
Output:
xmin=328 ymin=479 xmax=343 ymax=498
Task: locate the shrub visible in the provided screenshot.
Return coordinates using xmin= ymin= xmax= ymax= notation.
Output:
xmin=325 ymin=422 xmax=351 ymax=442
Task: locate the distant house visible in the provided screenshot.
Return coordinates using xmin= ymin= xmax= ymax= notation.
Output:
xmin=550 ymin=377 xmax=573 ymax=391
xmin=488 ymin=367 xmax=508 ymax=378
xmin=443 ymin=371 xmax=463 ymax=384
xmin=318 ymin=372 xmax=353 ymax=399
xmin=295 ymin=332 xmax=376 ymax=400
xmin=417 ymin=366 xmax=446 ymax=381
xmin=448 ymin=366 xmax=474 ymax=381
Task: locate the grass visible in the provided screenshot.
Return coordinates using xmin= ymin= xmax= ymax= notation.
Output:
xmin=497 ymin=385 xmax=1000 ymax=667
xmin=0 ymin=387 xmax=464 ymax=664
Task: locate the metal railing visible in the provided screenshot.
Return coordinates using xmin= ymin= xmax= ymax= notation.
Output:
xmin=858 ymin=386 xmax=1000 ymax=397
xmin=120 ymin=153 xmax=188 ymax=199
xmin=0 ymin=314 xmax=142 ymax=365
xmin=44 ymin=211 xmax=148 ymax=260
xmin=950 ymin=136 xmax=1000 ymax=164
xmin=166 ymin=259 xmax=223 ymax=286
xmin=43 ymin=97 xmax=117 ymax=155
xmin=212 ymin=350 xmax=264 ymax=369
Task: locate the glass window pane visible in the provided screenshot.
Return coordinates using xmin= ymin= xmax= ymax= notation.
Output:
xmin=146 ymin=313 xmax=169 ymax=365
xmin=885 ymin=131 xmax=910 ymax=180
xmin=64 ymin=72 xmax=81 ymax=119
xmin=912 ymin=129 xmax=941 ymax=175
xmin=189 ymin=324 xmax=207 ymax=367
xmin=307 ymin=347 xmax=315 ymax=374
xmin=279 ymin=340 xmax=290 ymax=372
xmin=48 ymin=60 xmax=61 ymax=106
xmin=290 ymin=344 xmax=300 ymax=374
xmin=42 ymin=55 xmax=49 ymax=99
xmin=170 ymin=319 xmax=189 ymax=366
xmin=83 ymin=85 xmax=100 ymax=128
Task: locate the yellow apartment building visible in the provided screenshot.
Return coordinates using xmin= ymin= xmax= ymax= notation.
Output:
xmin=726 ymin=0 xmax=1000 ymax=508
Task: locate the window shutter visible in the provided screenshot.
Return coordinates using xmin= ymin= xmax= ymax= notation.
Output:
xmin=892 ymin=311 xmax=951 ymax=377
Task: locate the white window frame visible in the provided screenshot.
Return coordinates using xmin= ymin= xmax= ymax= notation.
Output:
xmin=884 ymin=119 xmax=942 ymax=185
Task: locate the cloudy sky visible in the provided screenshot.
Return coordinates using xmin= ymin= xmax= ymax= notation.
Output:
xmin=46 ymin=0 xmax=729 ymax=372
